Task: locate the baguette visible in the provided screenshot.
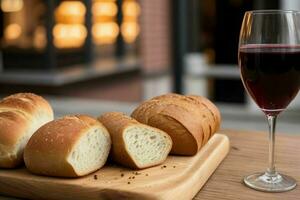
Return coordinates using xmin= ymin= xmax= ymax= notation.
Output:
xmin=24 ymin=115 xmax=111 ymax=177
xmin=131 ymin=93 xmax=221 ymax=156
xmin=98 ymin=112 xmax=172 ymax=169
xmin=0 ymin=93 xmax=54 ymax=168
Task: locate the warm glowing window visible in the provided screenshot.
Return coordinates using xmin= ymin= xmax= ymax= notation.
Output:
xmin=53 ymin=24 xmax=87 ymax=49
xmin=121 ymin=0 xmax=140 ymax=44
xmin=92 ymin=0 xmax=140 ymax=45
xmin=1 ymin=0 xmax=23 ymax=12
xmin=54 ymin=1 xmax=87 ymax=48
xmin=4 ymin=23 xmax=22 ymax=40
xmin=92 ymin=0 xmax=119 ymax=45
xmin=92 ymin=22 xmax=119 ymax=45
xmin=92 ymin=1 xmax=118 ymax=18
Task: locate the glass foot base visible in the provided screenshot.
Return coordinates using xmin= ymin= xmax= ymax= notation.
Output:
xmin=244 ymin=172 xmax=297 ymax=192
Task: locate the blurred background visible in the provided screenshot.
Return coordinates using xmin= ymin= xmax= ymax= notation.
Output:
xmin=0 ymin=0 xmax=299 ymax=133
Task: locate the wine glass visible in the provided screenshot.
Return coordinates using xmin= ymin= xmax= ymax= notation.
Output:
xmin=238 ymin=10 xmax=300 ymax=192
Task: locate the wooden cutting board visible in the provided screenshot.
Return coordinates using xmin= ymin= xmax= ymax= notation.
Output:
xmin=0 ymin=133 xmax=230 ymax=200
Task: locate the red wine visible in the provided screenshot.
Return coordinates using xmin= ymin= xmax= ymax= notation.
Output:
xmin=239 ymin=45 xmax=300 ymax=116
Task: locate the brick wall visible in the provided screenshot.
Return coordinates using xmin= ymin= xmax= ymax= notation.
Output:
xmin=139 ymin=0 xmax=171 ymax=74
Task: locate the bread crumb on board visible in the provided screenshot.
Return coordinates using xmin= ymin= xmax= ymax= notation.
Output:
xmin=231 ymin=146 xmax=240 ymax=151
xmin=133 ymin=171 xmax=141 ymax=175
xmin=92 ymin=165 xmax=177 ymax=182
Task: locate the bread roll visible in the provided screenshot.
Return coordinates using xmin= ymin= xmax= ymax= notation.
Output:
xmin=131 ymin=93 xmax=221 ymax=156
xmin=98 ymin=112 xmax=172 ymax=169
xmin=0 ymin=93 xmax=54 ymax=168
xmin=24 ymin=115 xmax=111 ymax=177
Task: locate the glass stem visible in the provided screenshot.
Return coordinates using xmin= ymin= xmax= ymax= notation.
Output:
xmin=267 ymin=115 xmax=277 ymax=175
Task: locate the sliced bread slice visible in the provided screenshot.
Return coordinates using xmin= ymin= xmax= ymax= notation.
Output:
xmin=98 ymin=112 xmax=172 ymax=169
xmin=24 ymin=115 xmax=111 ymax=177
xmin=67 ymin=124 xmax=111 ymax=176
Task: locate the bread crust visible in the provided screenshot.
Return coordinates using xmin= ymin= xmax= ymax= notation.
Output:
xmin=186 ymin=95 xmax=221 ymax=137
xmin=0 ymin=93 xmax=54 ymax=168
xmin=98 ymin=112 xmax=172 ymax=169
xmin=0 ymin=111 xmax=29 ymax=167
xmin=147 ymin=113 xmax=198 ymax=155
xmin=0 ymin=93 xmax=53 ymax=118
xmin=131 ymin=93 xmax=221 ymax=155
xmin=24 ymin=115 xmax=109 ymax=177
xmin=98 ymin=112 xmax=141 ymax=169
xmin=152 ymin=94 xmax=215 ymax=147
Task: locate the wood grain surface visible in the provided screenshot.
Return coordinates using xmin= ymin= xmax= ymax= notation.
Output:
xmin=195 ymin=129 xmax=300 ymax=200
xmin=0 ymin=134 xmax=229 ymax=200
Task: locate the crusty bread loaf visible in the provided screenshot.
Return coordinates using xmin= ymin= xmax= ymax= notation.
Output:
xmin=0 ymin=93 xmax=54 ymax=168
xmin=131 ymin=93 xmax=221 ymax=156
xmin=98 ymin=112 xmax=172 ymax=169
xmin=186 ymin=95 xmax=221 ymax=135
xmin=24 ymin=115 xmax=111 ymax=177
